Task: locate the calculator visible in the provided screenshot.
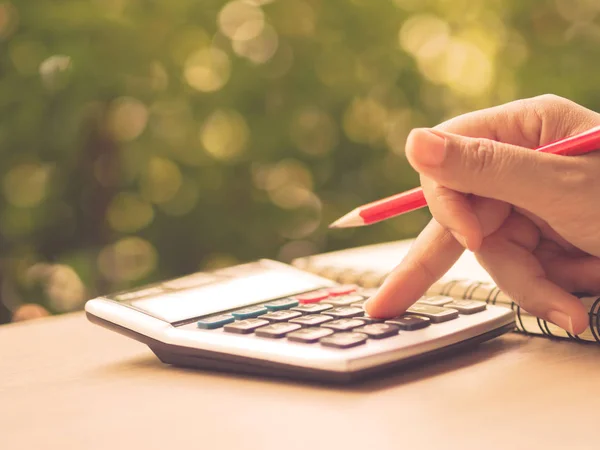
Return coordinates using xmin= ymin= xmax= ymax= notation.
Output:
xmin=85 ymin=259 xmax=516 ymax=382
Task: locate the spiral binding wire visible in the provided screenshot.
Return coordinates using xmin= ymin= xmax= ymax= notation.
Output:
xmin=590 ymin=297 xmax=600 ymax=342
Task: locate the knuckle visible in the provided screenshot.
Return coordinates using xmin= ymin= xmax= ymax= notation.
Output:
xmin=529 ymin=94 xmax=577 ymax=134
xmin=465 ymin=138 xmax=498 ymax=176
xmin=532 ymin=93 xmax=566 ymax=106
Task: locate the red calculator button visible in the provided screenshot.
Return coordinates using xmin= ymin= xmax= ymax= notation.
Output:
xmin=295 ymin=290 xmax=330 ymax=304
xmin=327 ymin=285 xmax=358 ymax=296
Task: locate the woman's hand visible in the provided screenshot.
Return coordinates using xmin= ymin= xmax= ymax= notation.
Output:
xmin=365 ymin=94 xmax=600 ymax=335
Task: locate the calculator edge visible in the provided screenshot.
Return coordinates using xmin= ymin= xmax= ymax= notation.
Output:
xmin=86 ymin=307 xmax=516 ymax=383
xmin=85 ymin=298 xmax=516 ymax=383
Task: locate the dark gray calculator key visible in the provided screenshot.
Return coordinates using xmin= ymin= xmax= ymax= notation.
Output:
xmin=264 ymin=298 xmax=299 ymax=311
xmin=444 ymin=300 xmax=486 ymax=314
xmin=358 ymin=314 xmax=385 ymax=324
xmin=291 ymin=303 xmax=333 ymax=314
xmin=321 ymin=318 xmax=365 ymax=331
xmin=354 ymin=323 xmax=399 ymax=339
xmin=325 ymin=295 xmax=366 ymax=307
xmin=289 ymin=314 xmax=333 ymax=327
xmin=320 ymin=332 xmax=368 ymax=349
xmin=287 ymin=327 xmax=334 ymax=343
xmin=231 ymin=305 xmax=269 ymax=319
xmin=224 ymin=318 xmax=270 ymax=334
xmin=255 ymin=322 xmax=301 ymax=338
xmin=259 ymin=310 xmax=302 ymax=322
xmin=417 ymin=295 xmax=455 ymax=307
xmin=324 ymin=307 xmax=364 ymax=319
xmin=407 ymin=304 xmax=458 ymax=323
xmin=196 ymin=314 xmax=235 ymax=329
xmin=386 ymin=314 xmax=431 ymax=330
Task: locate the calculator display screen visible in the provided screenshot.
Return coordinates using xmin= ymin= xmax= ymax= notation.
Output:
xmin=112 ymin=262 xmax=329 ymax=323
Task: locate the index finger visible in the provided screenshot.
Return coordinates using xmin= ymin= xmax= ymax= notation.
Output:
xmin=364 ymin=219 xmax=464 ymax=318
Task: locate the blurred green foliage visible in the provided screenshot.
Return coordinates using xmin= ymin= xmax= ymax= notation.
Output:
xmin=1 ymin=0 xmax=600 ymax=322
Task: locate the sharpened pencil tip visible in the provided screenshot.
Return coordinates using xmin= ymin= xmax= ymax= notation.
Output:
xmin=327 ymin=210 xmax=366 ymax=229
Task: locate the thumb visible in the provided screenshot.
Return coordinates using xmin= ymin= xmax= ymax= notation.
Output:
xmin=405 ymin=128 xmax=586 ymax=217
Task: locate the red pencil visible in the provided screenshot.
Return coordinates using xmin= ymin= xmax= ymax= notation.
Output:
xmin=329 ymin=125 xmax=600 ymax=228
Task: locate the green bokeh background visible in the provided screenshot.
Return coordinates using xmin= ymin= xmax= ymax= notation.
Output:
xmin=1 ymin=0 xmax=599 ymax=323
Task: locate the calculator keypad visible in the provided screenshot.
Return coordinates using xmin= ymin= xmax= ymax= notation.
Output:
xmin=326 ymin=295 xmax=366 ymax=307
xmin=259 ymin=310 xmax=302 ymax=322
xmin=321 ymin=318 xmax=366 ymax=331
xmin=357 ymin=315 xmax=385 ymax=324
xmin=406 ymin=304 xmax=459 ymax=323
xmin=196 ymin=314 xmax=235 ymax=329
xmin=325 ymin=307 xmax=364 ymax=319
xmin=264 ymin=298 xmax=299 ymax=311
xmin=287 ymin=327 xmax=334 ymax=343
xmin=327 ymin=284 xmax=358 ymax=296
xmin=320 ymin=332 xmax=368 ymax=349
xmin=224 ymin=318 xmax=269 ymax=334
xmin=255 ymin=322 xmax=302 ymax=338
xmin=198 ymin=289 xmax=488 ymax=349
xmin=291 ymin=303 xmax=333 ymax=314
xmin=354 ymin=323 xmax=399 ymax=339
xmin=385 ymin=315 xmax=431 ymax=331
xmin=417 ymin=295 xmax=454 ymax=307
xmin=350 ymin=300 xmax=367 ymax=308
xmin=289 ymin=314 xmax=333 ymax=327
xmin=231 ymin=306 xmax=269 ymax=320
xmin=295 ymin=291 xmax=330 ymax=304
xmin=444 ymin=300 xmax=486 ymax=314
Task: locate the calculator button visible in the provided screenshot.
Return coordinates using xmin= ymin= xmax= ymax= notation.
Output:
xmin=320 ymin=332 xmax=368 ymax=349
xmin=231 ymin=305 xmax=269 ymax=319
xmin=259 ymin=310 xmax=302 ymax=322
xmin=325 ymin=295 xmax=366 ymax=307
xmin=289 ymin=314 xmax=333 ymax=327
xmin=255 ymin=322 xmax=301 ymax=338
xmin=291 ymin=303 xmax=333 ymax=314
xmin=417 ymin=295 xmax=455 ymax=307
xmin=324 ymin=307 xmax=364 ymax=319
xmin=385 ymin=314 xmax=431 ymax=330
xmin=327 ymin=285 xmax=358 ymax=296
xmin=358 ymin=288 xmax=379 ymax=298
xmin=264 ymin=298 xmax=299 ymax=311
xmin=350 ymin=299 xmax=367 ymax=308
xmin=196 ymin=314 xmax=235 ymax=330
xmin=358 ymin=314 xmax=385 ymax=324
xmin=321 ymin=318 xmax=365 ymax=331
xmin=406 ymin=304 xmax=458 ymax=323
xmin=354 ymin=323 xmax=400 ymax=339
xmin=287 ymin=327 xmax=334 ymax=343
xmin=224 ymin=319 xmax=270 ymax=334
xmin=444 ymin=300 xmax=486 ymax=314
xmin=295 ymin=290 xmax=330 ymax=304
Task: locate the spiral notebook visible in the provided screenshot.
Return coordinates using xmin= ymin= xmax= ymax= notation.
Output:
xmin=292 ymin=239 xmax=600 ymax=344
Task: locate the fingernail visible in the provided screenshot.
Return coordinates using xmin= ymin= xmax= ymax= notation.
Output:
xmin=547 ymin=310 xmax=574 ymax=334
xmin=413 ymin=129 xmax=446 ymax=166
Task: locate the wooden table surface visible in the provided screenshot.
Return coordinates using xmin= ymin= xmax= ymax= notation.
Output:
xmin=1 ymin=312 xmax=599 ymax=450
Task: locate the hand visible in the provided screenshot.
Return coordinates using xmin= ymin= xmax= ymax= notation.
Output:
xmin=365 ymin=94 xmax=600 ymax=335
xmin=12 ymin=304 xmax=50 ymax=322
